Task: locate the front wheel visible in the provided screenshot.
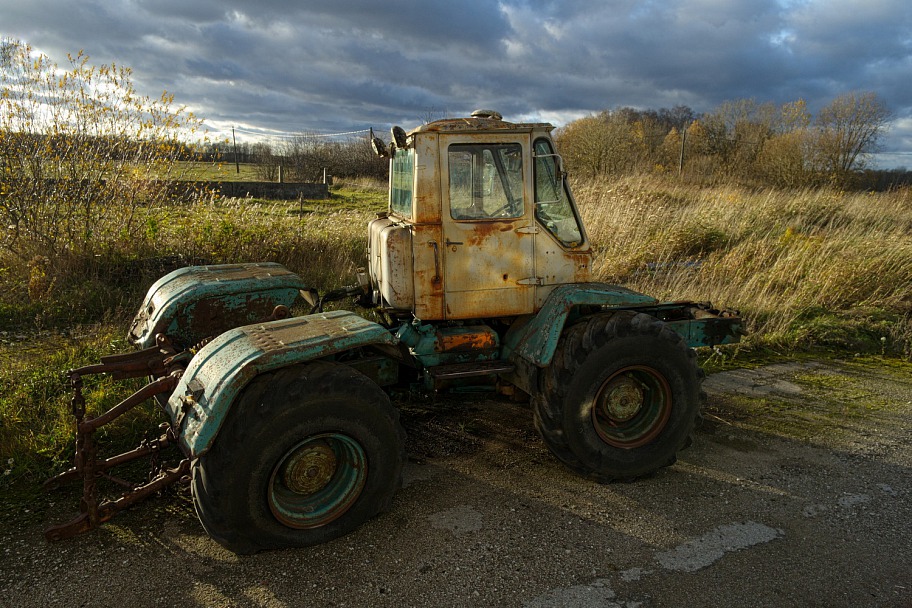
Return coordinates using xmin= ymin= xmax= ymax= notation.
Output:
xmin=191 ymin=361 xmax=405 ymax=554
xmin=534 ymin=311 xmax=703 ymax=482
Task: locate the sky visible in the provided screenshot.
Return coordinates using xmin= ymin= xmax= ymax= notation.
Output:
xmin=2 ymin=0 xmax=912 ymax=168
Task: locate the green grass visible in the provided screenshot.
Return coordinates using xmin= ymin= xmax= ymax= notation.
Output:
xmin=173 ymin=161 xmax=265 ymax=182
xmin=0 ymin=327 xmax=163 ymax=485
xmin=703 ymin=355 xmax=912 ymax=444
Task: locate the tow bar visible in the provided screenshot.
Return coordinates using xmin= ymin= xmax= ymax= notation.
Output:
xmin=43 ymin=339 xmax=190 ymax=542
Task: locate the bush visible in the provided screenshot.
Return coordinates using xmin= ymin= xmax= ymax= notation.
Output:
xmin=1 ymin=39 xmax=203 ymax=264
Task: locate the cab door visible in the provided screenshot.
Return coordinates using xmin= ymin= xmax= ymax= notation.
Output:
xmin=440 ymin=137 xmax=535 ymax=319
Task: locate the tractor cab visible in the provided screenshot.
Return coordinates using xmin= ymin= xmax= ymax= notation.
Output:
xmin=369 ymin=110 xmax=592 ymax=321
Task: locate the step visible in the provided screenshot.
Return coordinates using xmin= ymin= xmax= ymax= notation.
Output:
xmin=427 ymin=361 xmax=515 ymax=380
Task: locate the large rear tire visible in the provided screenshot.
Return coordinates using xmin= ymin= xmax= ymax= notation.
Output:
xmin=533 ymin=311 xmax=702 ymax=482
xmin=191 ymin=361 xmax=405 ymax=554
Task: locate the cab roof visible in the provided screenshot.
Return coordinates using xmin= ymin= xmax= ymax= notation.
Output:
xmin=408 ymin=110 xmax=554 ymax=136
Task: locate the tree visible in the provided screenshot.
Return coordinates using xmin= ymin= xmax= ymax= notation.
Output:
xmin=699 ymin=99 xmax=781 ymax=178
xmin=554 ymin=113 xmax=613 ymax=178
xmin=812 ymin=91 xmax=891 ymax=180
xmin=555 ymin=110 xmax=647 ymax=178
xmin=1 ymin=38 xmax=202 ymax=262
xmin=281 ymin=134 xmax=386 ymax=183
xmin=252 ymin=142 xmax=279 ymax=181
xmin=754 ymin=100 xmax=813 ymax=188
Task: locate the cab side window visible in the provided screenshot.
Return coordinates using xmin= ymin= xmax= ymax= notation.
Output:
xmin=534 ymin=139 xmax=583 ymax=247
xmin=390 ymin=147 xmax=414 ymax=217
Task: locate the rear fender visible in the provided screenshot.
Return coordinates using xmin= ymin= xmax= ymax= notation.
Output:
xmin=129 ymin=262 xmax=309 ymax=349
xmin=504 ymin=283 xmax=743 ymax=368
xmin=166 ymin=310 xmax=396 ymax=458
xmin=504 ymin=283 xmax=658 ymax=367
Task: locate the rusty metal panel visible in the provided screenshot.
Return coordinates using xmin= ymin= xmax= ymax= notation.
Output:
xmin=534 ymin=248 xmax=594 ymax=309
xmin=412 ymin=223 xmax=445 ymax=320
xmin=129 ymin=262 xmax=308 ymax=349
xmin=367 ymin=214 xmax=388 ymax=295
xmin=436 ymin=325 xmax=498 ymax=352
xmin=369 ymin=218 xmax=415 ymax=311
xmin=168 ymin=310 xmax=396 ymax=458
xmin=411 ymin=133 xmax=441 ymax=225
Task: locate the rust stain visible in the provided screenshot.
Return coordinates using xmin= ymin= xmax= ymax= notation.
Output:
xmin=436 ymin=326 xmax=498 ymax=352
xmin=185 ymin=296 xmax=277 ymax=341
xmin=463 ymin=220 xmax=519 ymax=247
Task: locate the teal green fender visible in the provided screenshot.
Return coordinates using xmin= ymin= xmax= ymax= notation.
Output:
xmin=129 ymin=262 xmax=309 ymax=349
xmin=167 ymin=310 xmax=396 ymax=458
xmin=504 ymin=283 xmax=742 ymax=368
xmin=504 ymin=283 xmax=658 ymax=366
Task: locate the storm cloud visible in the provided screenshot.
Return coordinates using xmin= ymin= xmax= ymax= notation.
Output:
xmin=3 ymin=0 xmax=911 ymax=166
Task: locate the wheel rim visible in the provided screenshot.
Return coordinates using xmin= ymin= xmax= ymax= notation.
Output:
xmin=591 ymin=366 xmax=672 ymax=449
xmin=268 ymin=433 xmax=367 ymax=529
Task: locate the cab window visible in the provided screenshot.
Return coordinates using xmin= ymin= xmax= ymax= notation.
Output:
xmin=448 ymin=143 xmax=523 ymax=220
xmin=534 ymin=138 xmax=583 ymax=247
xmin=390 ymin=147 xmax=414 ymax=218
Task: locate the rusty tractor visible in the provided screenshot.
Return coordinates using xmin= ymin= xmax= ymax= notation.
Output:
xmin=46 ymin=110 xmax=741 ymax=553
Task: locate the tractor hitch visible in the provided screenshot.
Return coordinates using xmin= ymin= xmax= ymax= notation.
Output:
xmin=44 ymin=339 xmax=190 ymax=542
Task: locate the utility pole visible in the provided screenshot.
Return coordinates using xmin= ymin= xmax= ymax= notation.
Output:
xmin=232 ymin=127 xmax=240 ymax=174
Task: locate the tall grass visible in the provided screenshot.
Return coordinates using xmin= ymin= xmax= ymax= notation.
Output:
xmin=575 ymin=175 xmax=912 ymax=354
xmin=0 ymin=185 xmax=383 ymax=331
xmin=2 ymin=176 xmax=911 ymax=485
xmin=152 ymin=196 xmax=375 ymax=289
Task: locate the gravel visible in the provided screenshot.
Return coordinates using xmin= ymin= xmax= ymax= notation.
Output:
xmin=1 ymin=359 xmax=910 ymax=607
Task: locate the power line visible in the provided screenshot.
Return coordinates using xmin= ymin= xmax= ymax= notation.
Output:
xmin=204 ymin=122 xmax=371 ymax=140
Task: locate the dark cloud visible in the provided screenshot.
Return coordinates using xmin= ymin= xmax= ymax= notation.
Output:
xmin=2 ymin=0 xmax=910 ymax=165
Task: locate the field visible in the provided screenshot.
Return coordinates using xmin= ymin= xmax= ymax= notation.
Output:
xmin=1 ymin=173 xmax=910 ymax=490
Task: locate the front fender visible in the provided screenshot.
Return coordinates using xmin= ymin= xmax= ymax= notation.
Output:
xmin=504 ymin=283 xmax=658 ymax=367
xmin=167 ymin=310 xmax=396 ymax=458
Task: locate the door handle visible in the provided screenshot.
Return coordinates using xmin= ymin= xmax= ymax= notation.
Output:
xmin=427 ymin=241 xmax=441 ymax=283
xmin=445 ymin=239 xmax=463 ymax=246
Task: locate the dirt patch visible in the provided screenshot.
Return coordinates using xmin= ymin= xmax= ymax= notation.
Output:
xmin=1 ymin=357 xmax=910 ymax=607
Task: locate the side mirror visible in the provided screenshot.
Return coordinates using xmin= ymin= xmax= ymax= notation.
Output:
xmin=391 ymin=126 xmax=407 ymax=149
xmin=370 ymin=128 xmax=389 ymax=158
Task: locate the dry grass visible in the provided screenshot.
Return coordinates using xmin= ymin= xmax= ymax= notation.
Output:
xmin=3 ymin=176 xmax=911 ymax=483
xmin=575 ymin=175 xmax=912 ymax=354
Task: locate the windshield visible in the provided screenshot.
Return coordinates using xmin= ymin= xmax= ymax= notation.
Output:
xmin=448 ymin=143 xmax=524 ymax=220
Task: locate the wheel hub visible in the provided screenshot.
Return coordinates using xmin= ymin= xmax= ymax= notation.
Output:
xmin=603 ymin=379 xmax=644 ymax=422
xmin=592 ymin=366 xmax=673 ymax=449
xmin=282 ymin=442 xmax=338 ymax=495
xmin=268 ymin=433 xmax=367 ymax=529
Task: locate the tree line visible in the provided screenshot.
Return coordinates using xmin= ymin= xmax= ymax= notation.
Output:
xmin=211 ymin=93 xmax=899 ymax=190
xmin=197 ymin=135 xmax=387 ymax=183
xmin=555 ymin=94 xmax=896 ymax=188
